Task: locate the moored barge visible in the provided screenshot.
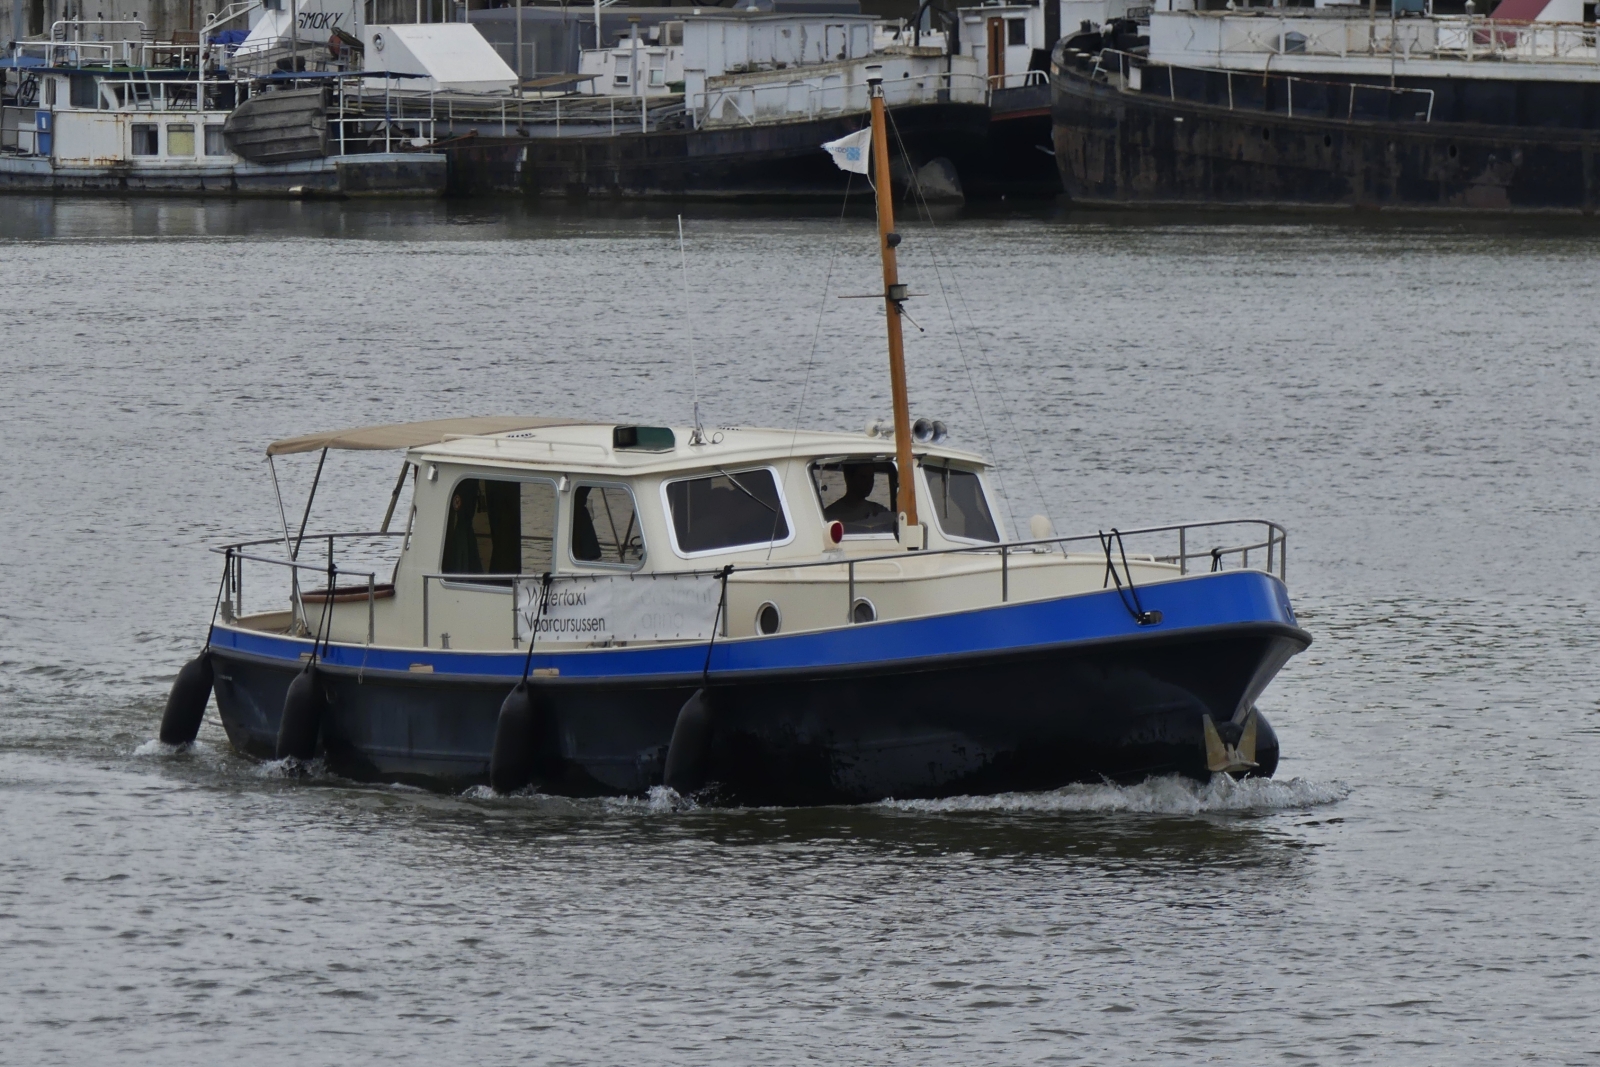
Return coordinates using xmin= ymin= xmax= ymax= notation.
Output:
xmin=1052 ymin=1 xmax=1600 ymax=211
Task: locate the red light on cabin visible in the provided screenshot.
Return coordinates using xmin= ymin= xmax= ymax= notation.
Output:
xmin=828 ymin=521 xmax=843 ymax=545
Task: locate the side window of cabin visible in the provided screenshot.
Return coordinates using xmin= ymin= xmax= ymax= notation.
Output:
xmin=811 ymin=459 xmax=898 ymax=536
xmin=570 ymin=485 xmax=644 ymax=566
xmin=442 ymin=478 xmax=557 ymax=578
xmin=665 ymin=468 xmax=790 ymax=554
xmin=925 ymin=464 xmax=1000 ymax=543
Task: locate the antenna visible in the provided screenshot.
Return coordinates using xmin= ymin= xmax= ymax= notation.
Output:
xmin=678 ymin=214 xmax=708 ymax=446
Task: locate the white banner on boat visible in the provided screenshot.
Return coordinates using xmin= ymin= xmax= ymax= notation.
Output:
xmin=514 ymin=573 xmax=723 ymax=645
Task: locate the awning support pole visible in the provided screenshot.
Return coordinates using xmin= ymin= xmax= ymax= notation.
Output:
xmin=293 ymin=446 xmax=328 ymax=559
xmin=267 ymin=454 xmax=307 ymax=632
xmin=380 ymin=460 xmax=412 ymax=533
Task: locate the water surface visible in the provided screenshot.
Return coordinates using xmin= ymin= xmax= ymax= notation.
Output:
xmin=1 ymin=197 xmax=1597 ymax=1064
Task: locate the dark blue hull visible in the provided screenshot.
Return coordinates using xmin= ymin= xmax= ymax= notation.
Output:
xmin=208 ymin=569 xmax=1308 ymax=804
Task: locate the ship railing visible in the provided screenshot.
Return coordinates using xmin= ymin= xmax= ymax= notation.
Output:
xmin=331 ymin=88 xmax=683 ymax=138
xmin=1093 ymin=48 xmax=1435 ymax=123
xmin=720 ymin=516 xmax=1289 ymax=620
xmin=211 ymin=518 xmax=1285 ymax=648
xmin=211 ymin=531 xmax=405 ymax=642
xmin=422 ymin=518 xmax=1286 ymax=645
xmin=1158 ymin=11 xmax=1599 ymax=65
xmin=330 ymin=115 xmax=438 ymax=155
xmin=688 ymin=70 xmax=987 ymax=129
xmin=14 ymin=23 xmax=204 ymax=70
xmin=986 ymin=69 xmax=1048 ymax=92
xmin=211 ymin=519 xmax=1286 ymax=648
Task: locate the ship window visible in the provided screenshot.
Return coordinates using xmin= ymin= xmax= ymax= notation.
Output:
xmin=167 ymin=124 xmax=195 ymax=156
xmin=570 ymin=484 xmax=644 ymax=566
xmin=665 ymin=468 xmax=791 ymax=555
xmin=43 ymin=77 xmax=56 ymax=107
xmin=442 ymin=477 xmax=558 ymax=580
xmin=613 ymin=54 xmax=630 ymax=87
xmin=811 ymin=459 xmax=898 ymax=537
xmin=648 ymin=52 xmax=666 ymax=87
xmin=70 ymin=74 xmax=97 ymax=108
xmin=924 ymin=463 xmax=999 ymax=543
xmin=205 ymin=125 xmax=228 ymax=156
xmin=1007 ymin=18 xmax=1027 ymax=46
xmin=131 ymin=123 xmax=158 ymax=155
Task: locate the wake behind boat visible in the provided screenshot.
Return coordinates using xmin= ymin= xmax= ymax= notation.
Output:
xmin=156 ymin=74 xmax=1310 ymax=804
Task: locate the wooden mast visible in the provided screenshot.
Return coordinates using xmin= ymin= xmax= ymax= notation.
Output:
xmin=867 ymin=74 xmax=919 ymax=535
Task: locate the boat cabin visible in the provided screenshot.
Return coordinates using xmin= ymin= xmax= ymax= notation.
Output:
xmin=225 ymin=416 xmax=1213 ymax=656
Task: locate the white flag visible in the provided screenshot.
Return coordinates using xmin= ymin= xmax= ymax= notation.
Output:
xmin=822 ymin=128 xmax=872 ymax=174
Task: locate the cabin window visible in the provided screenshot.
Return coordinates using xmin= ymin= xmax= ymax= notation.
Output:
xmin=648 ymin=52 xmax=666 ymax=87
xmin=811 ymin=459 xmax=898 ymax=537
xmin=1007 ymin=18 xmax=1027 ymax=46
xmin=167 ymin=124 xmax=195 ymax=156
xmin=205 ymin=125 xmax=228 ymax=156
xmin=924 ymin=463 xmax=999 ymax=543
xmin=613 ymin=54 xmax=630 ymax=87
xmin=69 ymin=74 xmax=97 ymax=108
xmin=570 ymin=484 xmax=644 ymax=566
xmin=664 ymin=468 xmax=791 ymax=555
xmin=43 ymin=77 xmax=56 ymax=107
xmin=441 ymin=477 xmax=558 ymax=579
xmin=131 ymin=124 xmax=158 ymax=156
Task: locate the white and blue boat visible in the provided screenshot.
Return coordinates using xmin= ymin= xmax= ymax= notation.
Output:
xmin=158 ymin=76 xmax=1309 ymax=803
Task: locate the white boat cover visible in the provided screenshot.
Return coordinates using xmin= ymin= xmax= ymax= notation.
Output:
xmin=267 ymin=417 xmax=587 ymax=455
xmin=362 ymin=23 xmax=518 ymax=93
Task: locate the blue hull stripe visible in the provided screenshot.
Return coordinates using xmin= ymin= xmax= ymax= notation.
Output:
xmin=208 ymin=569 xmax=1301 ymax=681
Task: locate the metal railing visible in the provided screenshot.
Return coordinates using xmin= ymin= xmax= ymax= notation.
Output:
xmin=1157 ymin=11 xmax=1600 ymax=66
xmin=1092 ymin=48 xmax=1435 ymax=123
xmin=211 ymin=518 xmax=1286 ymax=650
xmin=13 ymin=24 xmax=203 ymax=70
xmin=689 ymin=70 xmax=988 ymax=129
xmin=987 ymin=69 xmax=1048 ymax=91
xmin=211 ymin=531 xmax=403 ymax=642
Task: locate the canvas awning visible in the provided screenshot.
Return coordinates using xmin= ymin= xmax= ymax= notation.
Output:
xmin=266 ymin=416 xmax=588 ymax=456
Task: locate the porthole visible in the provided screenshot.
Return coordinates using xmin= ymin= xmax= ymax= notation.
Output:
xmin=1261 ymin=127 xmax=1271 ymax=142
xmin=1448 ymin=143 xmax=1459 ymax=159
xmin=1323 ymin=134 xmax=1333 ymax=148
xmin=756 ymin=602 xmax=781 ymax=635
xmin=851 ymin=598 xmax=877 ymax=624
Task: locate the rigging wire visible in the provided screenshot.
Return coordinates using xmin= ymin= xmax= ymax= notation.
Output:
xmin=678 ymin=214 xmax=707 ymax=444
xmin=884 ymin=107 xmax=1055 ymax=536
xmin=771 ymin=172 xmax=855 ymax=561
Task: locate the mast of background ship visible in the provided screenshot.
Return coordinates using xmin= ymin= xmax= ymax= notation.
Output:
xmin=866 ymin=69 xmax=919 ymax=536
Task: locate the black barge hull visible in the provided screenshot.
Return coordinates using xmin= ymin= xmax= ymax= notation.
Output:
xmin=1051 ymin=47 xmax=1600 ymax=212
xmin=446 ymin=102 xmax=991 ymax=200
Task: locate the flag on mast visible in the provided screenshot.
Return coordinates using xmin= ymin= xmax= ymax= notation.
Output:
xmin=821 ymin=128 xmax=871 ymax=174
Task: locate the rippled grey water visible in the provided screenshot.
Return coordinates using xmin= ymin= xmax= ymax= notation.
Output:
xmin=2 ymin=198 xmax=1597 ymax=1064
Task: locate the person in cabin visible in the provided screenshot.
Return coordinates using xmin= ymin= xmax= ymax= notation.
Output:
xmin=444 ymin=488 xmax=483 ymax=574
xmin=824 ymin=464 xmax=890 ymax=526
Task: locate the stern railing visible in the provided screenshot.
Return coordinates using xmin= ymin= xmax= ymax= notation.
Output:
xmin=211 ymin=519 xmax=1286 ymax=649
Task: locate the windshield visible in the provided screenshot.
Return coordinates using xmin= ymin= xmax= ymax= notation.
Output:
xmin=812 ymin=459 xmax=898 ymax=536
xmin=925 ymin=464 xmax=999 ymax=543
xmin=665 ymin=468 xmax=790 ymax=554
